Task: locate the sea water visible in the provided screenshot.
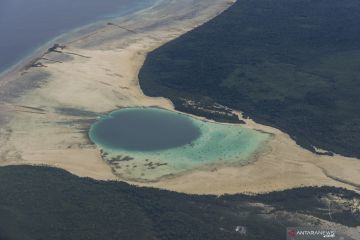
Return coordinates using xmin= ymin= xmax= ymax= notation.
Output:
xmin=0 ymin=0 xmax=157 ymax=74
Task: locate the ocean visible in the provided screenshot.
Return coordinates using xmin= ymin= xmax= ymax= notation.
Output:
xmin=0 ymin=0 xmax=157 ymax=74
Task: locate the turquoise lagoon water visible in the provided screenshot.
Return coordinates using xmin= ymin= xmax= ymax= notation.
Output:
xmin=89 ymin=108 xmax=270 ymax=181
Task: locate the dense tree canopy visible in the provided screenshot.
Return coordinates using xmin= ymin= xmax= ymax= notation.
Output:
xmin=140 ymin=0 xmax=360 ymax=157
xmin=0 ymin=166 xmax=358 ymax=240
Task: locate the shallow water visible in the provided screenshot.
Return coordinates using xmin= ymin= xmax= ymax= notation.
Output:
xmin=89 ymin=108 xmax=270 ymax=181
xmin=0 ymin=0 xmax=156 ymax=74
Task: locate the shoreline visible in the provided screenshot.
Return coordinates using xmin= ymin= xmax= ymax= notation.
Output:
xmin=0 ymin=0 xmax=359 ymax=195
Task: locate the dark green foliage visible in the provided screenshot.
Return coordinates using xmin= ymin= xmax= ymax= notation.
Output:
xmin=139 ymin=0 xmax=360 ymax=157
xmin=0 ymin=166 xmax=358 ymax=240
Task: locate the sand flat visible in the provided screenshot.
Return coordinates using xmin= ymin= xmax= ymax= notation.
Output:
xmin=0 ymin=0 xmax=359 ymax=195
xmin=0 ymin=0 xmax=233 ymax=179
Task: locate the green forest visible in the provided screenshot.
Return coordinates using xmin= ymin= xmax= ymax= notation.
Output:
xmin=139 ymin=0 xmax=360 ymax=158
xmin=0 ymin=166 xmax=358 ymax=240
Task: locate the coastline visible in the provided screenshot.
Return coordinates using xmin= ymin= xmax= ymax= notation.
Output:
xmin=0 ymin=0 xmax=160 ymax=81
xmin=0 ymin=0 xmax=359 ymax=195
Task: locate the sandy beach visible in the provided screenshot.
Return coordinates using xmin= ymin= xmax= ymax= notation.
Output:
xmin=0 ymin=0 xmax=359 ymax=195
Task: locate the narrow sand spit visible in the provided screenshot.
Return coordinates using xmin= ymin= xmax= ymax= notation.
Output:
xmin=0 ymin=0 xmax=359 ymax=195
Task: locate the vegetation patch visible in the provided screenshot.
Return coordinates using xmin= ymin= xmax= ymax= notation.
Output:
xmin=0 ymin=166 xmax=358 ymax=240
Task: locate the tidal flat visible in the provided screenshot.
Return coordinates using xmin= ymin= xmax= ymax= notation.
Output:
xmin=0 ymin=0 xmax=359 ymax=195
xmin=90 ymin=107 xmax=269 ymax=181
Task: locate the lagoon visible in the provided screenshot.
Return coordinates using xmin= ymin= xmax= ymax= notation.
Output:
xmin=90 ymin=107 xmax=201 ymax=151
xmin=89 ymin=108 xmax=270 ymax=181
